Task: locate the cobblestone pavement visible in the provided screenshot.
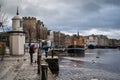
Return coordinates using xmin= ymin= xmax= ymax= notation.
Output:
xmin=0 ymin=51 xmax=41 ymax=80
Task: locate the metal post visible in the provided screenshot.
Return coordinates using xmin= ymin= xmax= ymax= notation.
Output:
xmin=37 ymin=52 xmax=41 ymax=74
xmin=37 ymin=40 xmax=41 ymax=74
xmin=41 ymin=64 xmax=48 ymax=80
xmin=51 ymin=48 xmax=54 ymax=58
xmin=51 ymin=50 xmax=53 ymax=58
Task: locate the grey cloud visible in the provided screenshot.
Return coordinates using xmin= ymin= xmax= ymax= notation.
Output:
xmin=1 ymin=0 xmax=120 ymax=39
xmin=95 ymin=0 xmax=120 ymax=6
xmin=83 ymin=2 xmax=101 ymax=13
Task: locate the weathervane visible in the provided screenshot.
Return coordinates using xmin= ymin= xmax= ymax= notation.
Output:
xmin=16 ymin=6 xmax=19 ymax=15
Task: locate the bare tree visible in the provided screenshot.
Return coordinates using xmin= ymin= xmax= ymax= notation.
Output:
xmin=0 ymin=3 xmax=8 ymax=32
xmin=0 ymin=1 xmax=8 ymax=61
xmin=23 ymin=19 xmax=35 ymax=46
xmin=36 ymin=20 xmax=41 ymax=40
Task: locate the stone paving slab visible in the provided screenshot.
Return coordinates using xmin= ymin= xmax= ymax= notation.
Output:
xmin=14 ymin=63 xmax=40 ymax=80
xmin=0 ymin=50 xmax=55 ymax=80
xmin=12 ymin=53 xmax=41 ymax=80
xmin=0 ymin=56 xmax=24 ymax=80
xmin=0 ymin=52 xmax=39 ymax=80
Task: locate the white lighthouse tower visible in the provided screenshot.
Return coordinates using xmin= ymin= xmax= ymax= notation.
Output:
xmin=9 ymin=7 xmax=25 ymax=56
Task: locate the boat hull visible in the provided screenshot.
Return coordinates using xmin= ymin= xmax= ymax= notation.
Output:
xmin=67 ymin=45 xmax=85 ymax=53
xmin=88 ymin=45 xmax=95 ymax=49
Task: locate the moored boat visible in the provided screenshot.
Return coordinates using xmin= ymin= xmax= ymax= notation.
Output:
xmin=67 ymin=32 xmax=85 ymax=54
xmin=67 ymin=45 xmax=85 ymax=53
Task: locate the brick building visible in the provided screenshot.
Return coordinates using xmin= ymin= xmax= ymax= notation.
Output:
xmin=64 ymin=35 xmax=71 ymax=48
xmin=54 ymin=31 xmax=65 ymax=47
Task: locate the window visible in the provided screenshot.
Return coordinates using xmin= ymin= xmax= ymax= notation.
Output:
xmin=20 ymin=20 xmax=23 ymax=27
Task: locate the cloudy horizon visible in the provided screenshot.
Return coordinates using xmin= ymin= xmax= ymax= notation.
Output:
xmin=0 ymin=0 xmax=120 ymax=39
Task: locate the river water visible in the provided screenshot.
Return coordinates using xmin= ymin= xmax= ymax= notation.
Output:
xmin=55 ymin=49 xmax=120 ymax=80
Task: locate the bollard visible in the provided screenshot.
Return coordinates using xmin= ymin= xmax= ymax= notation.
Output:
xmin=41 ymin=64 xmax=48 ymax=80
xmin=37 ymin=53 xmax=41 ymax=74
xmin=51 ymin=50 xmax=54 ymax=58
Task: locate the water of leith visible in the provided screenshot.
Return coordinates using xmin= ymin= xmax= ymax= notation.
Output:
xmin=55 ymin=49 xmax=120 ymax=80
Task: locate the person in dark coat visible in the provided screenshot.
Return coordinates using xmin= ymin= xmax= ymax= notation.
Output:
xmin=43 ymin=41 xmax=50 ymax=58
xmin=43 ymin=45 xmax=49 ymax=58
xmin=29 ymin=44 xmax=35 ymax=64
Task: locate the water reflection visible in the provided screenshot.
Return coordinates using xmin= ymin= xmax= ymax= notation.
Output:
xmin=55 ymin=49 xmax=120 ymax=80
xmin=67 ymin=52 xmax=85 ymax=57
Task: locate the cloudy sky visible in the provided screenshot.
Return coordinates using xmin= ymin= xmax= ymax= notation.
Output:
xmin=1 ymin=0 xmax=120 ymax=39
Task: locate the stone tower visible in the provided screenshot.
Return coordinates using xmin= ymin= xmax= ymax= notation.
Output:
xmin=23 ymin=17 xmax=36 ymax=41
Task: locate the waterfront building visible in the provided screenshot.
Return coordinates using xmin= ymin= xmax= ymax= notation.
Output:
xmin=86 ymin=34 xmax=110 ymax=48
xmin=64 ymin=35 xmax=71 ymax=48
xmin=114 ymin=39 xmax=120 ymax=46
xmin=82 ymin=36 xmax=89 ymax=47
xmin=108 ymin=39 xmax=120 ymax=47
xmin=54 ymin=31 xmax=60 ymax=47
xmin=54 ymin=31 xmax=65 ymax=48
xmin=97 ymin=35 xmax=109 ymax=46
xmin=86 ymin=34 xmax=98 ymax=47
xmin=47 ymin=30 xmax=54 ymax=47
xmin=60 ymin=32 xmax=65 ymax=47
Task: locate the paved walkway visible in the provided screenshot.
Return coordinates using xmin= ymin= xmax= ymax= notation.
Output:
xmin=14 ymin=52 xmax=40 ymax=80
xmin=0 ymin=50 xmax=54 ymax=80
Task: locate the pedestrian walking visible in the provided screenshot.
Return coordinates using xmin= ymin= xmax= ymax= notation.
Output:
xmin=43 ymin=41 xmax=50 ymax=58
xmin=29 ymin=44 xmax=35 ymax=64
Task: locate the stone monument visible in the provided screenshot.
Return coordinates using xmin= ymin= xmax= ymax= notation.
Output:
xmin=8 ymin=7 xmax=25 ymax=56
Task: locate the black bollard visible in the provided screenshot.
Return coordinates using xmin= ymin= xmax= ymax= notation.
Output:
xmin=37 ymin=52 xmax=41 ymax=74
xmin=41 ymin=64 xmax=48 ymax=80
xmin=51 ymin=50 xmax=54 ymax=58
